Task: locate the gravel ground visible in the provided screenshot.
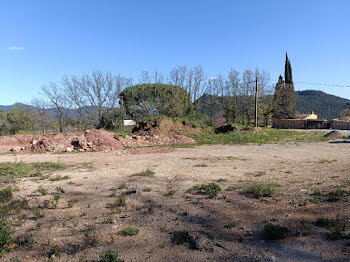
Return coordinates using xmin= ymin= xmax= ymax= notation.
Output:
xmin=1 ymin=141 xmax=350 ymax=262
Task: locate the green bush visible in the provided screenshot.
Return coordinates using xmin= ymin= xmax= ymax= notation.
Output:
xmin=263 ymin=223 xmax=290 ymax=240
xmin=99 ymin=250 xmax=124 ymax=262
xmin=119 ymin=227 xmax=140 ymax=236
xmin=187 ymin=183 xmax=221 ymax=198
xmin=242 ymin=183 xmax=279 ymax=198
xmin=0 ymin=220 xmax=12 ymax=258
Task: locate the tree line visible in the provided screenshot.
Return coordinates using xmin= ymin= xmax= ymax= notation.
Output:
xmin=0 ymin=65 xmax=276 ymax=135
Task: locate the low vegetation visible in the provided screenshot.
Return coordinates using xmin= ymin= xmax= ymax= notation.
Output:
xmin=187 ymin=183 xmax=221 ymax=198
xmin=0 ymin=162 xmax=65 ymax=182
xmin=131 ymin=169 xmax=155 ymax=178
xmin=190 ymin=128 xmax=328 ymax=145
xmin=263 ymin=223 xmax=290 ymax=240
xmin=242 ymin=183 xmax=280 ymax=198
xmin=99 ymin=250 xmax=124 ymax=262
xmin=119 ymin=227 xmax=140 ymax=236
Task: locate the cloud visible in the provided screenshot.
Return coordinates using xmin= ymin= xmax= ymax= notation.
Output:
xmin=8 ymin=46 xmax=24 ymax=51
xmin=207 ymin=76 xmax=217 ymax=81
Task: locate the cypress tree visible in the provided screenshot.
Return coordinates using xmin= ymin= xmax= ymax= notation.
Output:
xmin=273 ymin=55 xmax=296 ymax=121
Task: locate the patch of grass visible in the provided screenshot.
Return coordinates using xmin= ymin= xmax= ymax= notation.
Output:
xmin=0 ymin=187 xmax=12 ymax=203
xmin=111 ymin=195 xmax=126 ymax=209
xmin=14 ymin=234 xmax=35 ymax=248
xmin=187 ymin=183 xmax=221 ymax=198
xmin=327 ymin=189 xmax=348 ymax=202
xmin=55 ymin=187 xmax=65 ymax=193
xmin=166 ymin=188 xmax=176 ymax=197
xmin=34 ymin=208 xmax=44 ymax=220
xmin=318 ymin=159 xmax=337 ymax=164
xmin=67 ymin=198 xmax=78 ymax=208
xmin=119 ymin=227 xmax=140 ymax=236
xmin=245 ymin=171 xmax=266 ymax=177
xmin=0 ymin=220 xmax=12 ymax=259
xmin=312 ymin=189 xmax=322 ymax=196
xmin=118 ymin=183 xmax=127 ymax=190
xmin=49 ymin=175 xmax=70 ymax=181
xmin=131 ymin=169 xmax=155 ymax=178
xmin=189 ymin=128 xmax=328 ymax=145
xmin=242 ymin=183 xmax=280 ymax=198
xmin=37 ymin=186 xmax=48 ymax=195
xmin=83 ymin=225 xmax=99 ymax=246
xmin=263 ymin=223 xmax=290 ymax=240
xmin=0 ymin=162 xmax=66 ymax=181
xmin=99 ymin=249 xmax=124 ymax=262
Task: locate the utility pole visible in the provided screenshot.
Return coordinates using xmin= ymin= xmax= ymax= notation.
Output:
xmin=255 ymin=76 xmax=258 ymax=128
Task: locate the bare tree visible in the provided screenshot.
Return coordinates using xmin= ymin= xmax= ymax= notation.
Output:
xmin=42 ymin=82 xmax=71 ymax=132
xmin=80 ymin=70 xmax=130 ymax=128
xmin=62 ymin=75 xmax=87 ymax=130
xmin=193 ymin=65 xmax=205 ymax=103
xmin=31 ymin=98 xmax=53 ymax=133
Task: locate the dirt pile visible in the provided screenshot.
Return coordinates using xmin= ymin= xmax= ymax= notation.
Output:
xmin=2 ymin=127 xmax=196 ymax=153
xmin=324 ymin=130 xmax=346 ymax=139
xmin=132 ymin=118 xmax=202 ymax=136
xmin=21 ymin=130 xmax=124 ymax=153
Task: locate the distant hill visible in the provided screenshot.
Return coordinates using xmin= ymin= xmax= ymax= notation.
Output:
xmin=1 ymin=90 xmax=349 ymax=120
xmin=295 ymin=90 xmax=350 ymax=120
xmin=197 ymin=90 xmax=350 ymax=120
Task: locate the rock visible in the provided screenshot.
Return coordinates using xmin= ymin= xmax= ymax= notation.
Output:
xmin=65 ymin=147 xmax=73 ymax=152
xmin=32 ymin=139 xmax=38 ymax=145
xmin=11 ymin=146 xmax=22 ymax=152
xmin=195 ymin=237 xmax=207 ymax=249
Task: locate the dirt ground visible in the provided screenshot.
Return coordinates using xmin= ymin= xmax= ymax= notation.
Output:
xmin=1 ymin=141 xmax=350 ymax=262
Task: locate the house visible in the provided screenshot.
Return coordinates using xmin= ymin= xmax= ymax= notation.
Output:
xmin=296 ymin=111 xmax=318 ymax=120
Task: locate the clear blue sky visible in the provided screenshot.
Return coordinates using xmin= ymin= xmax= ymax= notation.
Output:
xmin=1 ymin=0 xmax=350 ymax=105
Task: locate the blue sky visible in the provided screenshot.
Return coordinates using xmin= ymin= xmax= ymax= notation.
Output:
xmin=1 ymin=0 xmax=350 ymax=105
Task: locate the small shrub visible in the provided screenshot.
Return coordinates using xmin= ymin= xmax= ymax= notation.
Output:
xmin=242 ymin=183 xmax=279 ymax=198
xmin=119 ymin=227 xmax=140 ymax=236
xmin=131 ymin=169 xmax=155 ymax=178
xmin=99 ymin=249 xmax=124 ymax=262
xmin=172 ymin=231 xmax=192 ymax=245
xmin=83 ymin=225 xmax=99 ymax=246
xmin=0 ymin=221 xmax=12 ymax=258
xmin=67 ymin=198 xmax=78 ymax=208
xmin=327 ymin=189 xmax=347 ymax=202
xmin=263 ymin=223 xmax=290 ymax=240
xmin=14 ymin=234 xmax=35 ymax=248
xmin=37 ymin=186 xmax=48 ymax=196
xmin=0 ymin=187 xmax=12 ymax=203
xmin=55 ymin=187 xmax=65 ymax=193
xmin=187 ymin=183 xmax=221 ymax=198
xmin=312 ymin=189 xmax=322 ymax=196
xmin=143 ymin=187 xmax=152 ymax=192
xmin=47 ymin=245 xmax=61 ymax=258
xmin=125 ymin=189 xmax=136 ymax=195
xmin=34 ymin=208 xmax=44 ymax=220
xmin=113 ymin=195 xmax=126 ymax=208
xmin=194 ymin=163 xmax=207 ymax=167
xmin=315 ymin=218 xmax=334 ymax=228
xmin=118 ymin=183 xmax=127 ymax=190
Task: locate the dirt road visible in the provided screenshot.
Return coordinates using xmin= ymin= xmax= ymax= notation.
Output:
xmin=1 ymin=141 xmax=350 ymax=262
